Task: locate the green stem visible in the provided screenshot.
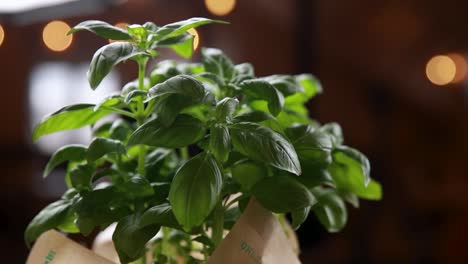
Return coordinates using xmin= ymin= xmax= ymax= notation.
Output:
xmin=100 ymin=106 xmax=135 ymax=118
xmin=136 ymin=59 xmax=148 ymax=176
xmin=180 ymin=147 xmax=189 ymax=160
xmin=212 ymin=200 xmax=224 ymax=247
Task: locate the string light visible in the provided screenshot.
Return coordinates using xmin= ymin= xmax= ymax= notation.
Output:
xmin=204 ymin=0 xmax=236 ymax=16
xmin=42 ymin=20 xmax=72 ymax=52
xmin=0 ymin=24 xmax=5 ymax=47
xmin=448 ymin=53 xmax=467 ymax=83
xmin=187 ymin=28 xmax=200 ymax=50
xmin=426 ymin=55 xmax=456 ymax=86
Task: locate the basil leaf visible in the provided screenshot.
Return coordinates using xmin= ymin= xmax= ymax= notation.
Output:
xmin=319 ymin=123 xmax=343 ymax=146
xmin=215 ymin=97 xmax=239 ymax=122
xmin=75 ymin=187 xmax=129 ymax=236
xmin=232 ymin=63 xmax=255 ymax=83
xmin=233 ymin=111 xmax=274 ymax=123
xmin=69 ymin=163 xmax=95 ymax=190
xmin=291 ymin=206 xmax=311 ymax=230
xmin=33 ymin=104 xmax=110 ymax=141
xmin=109 ymin=119 xmax=132 ymax=141
xmin=231 ymin=160 xmax=267 ymax=191
xmin=201 ymin=48 xmax=235 ymax=81
xmin=124 ymin=90 xmax=147 ymax=105
xmin=252 ymin=176 xmax=316 ymax=213
xmin=118 ymin=176 xmax=155 ymax=199
xmin=94 ymin=94 xmax=123 ymax=111
xmin=87 ymin=137 xmax=126 ymax=163
xmin=159 ymin=34 xmax=194 ymax=59
xmin=261 ymin=75 xmax=302 ymax=96
xmin=145 ymin=149 xmax=172 ymax=177
xmin=169 ymin=153 xmax=222 ymax=230
xmin=25 ymin=199 xmax=72 ymax=247
xmin=149 ymin=60 xmax=180 ymax=86
xmin=140 ymin=203 xmax=179 ymax=229
xmin=68 ymin=20 xmax=132 ymax=40
xmin=229 ymin=122 xmax=301 ymax=175
xmin=209 ymin=123 xmax=231 ymax=163
xmin=113 ymin=213 xmax=160 ymax=263
xmin=240 ymin=79 xmax=284 ymax=116
xmin=286 ymin=125 xmax=333 ymax=168
xmin=88 ymin=42 xmax=147 ymax=89
xmin=156 ymin=17 xmax=226 ymax=39
xmin=311 ymin=188 xmax=347 ymax=233
xmin=148 ymin=75 xmax=206 ymax=102
xmin=44 ymin=144 xmax=87 ymax=177
xmin=295 ymin=73 xmax=322 ymax=100
xmin=128 ymin=114 xmax=205 ymax=148
xmin=329 ymin=146 xmax=382 ymax=200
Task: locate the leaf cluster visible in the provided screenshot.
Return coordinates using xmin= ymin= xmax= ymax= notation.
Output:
xmin=25 ymin=17 xmax=382 ymax=263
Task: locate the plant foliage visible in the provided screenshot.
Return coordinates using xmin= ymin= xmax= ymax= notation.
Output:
xmin=25 ymin=17 xmax=382 ymax=263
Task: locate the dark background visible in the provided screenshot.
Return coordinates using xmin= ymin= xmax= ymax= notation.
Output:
xmin=1 ymin=0 xmax=468 ymax=262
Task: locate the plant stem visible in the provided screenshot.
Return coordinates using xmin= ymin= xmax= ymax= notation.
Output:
xmin=211 ymin=200 xmax=224 ymax=247
xmin=136 ymin=59 xmax=148 ymax=176
xmin=180 ymin=147 xmax=189 ymax=160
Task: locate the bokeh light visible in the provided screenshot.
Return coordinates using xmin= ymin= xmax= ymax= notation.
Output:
xmin=187 ymin=28 xmax=200 ymax=50
xmin=0 ymin=24 xmax=4 ymax=47
xmin=426 ymin=55 xmax=456 ymax=86
xmin=42 ymin=20 xmax=73 ymax=52
xmin=448 ymin=53 xmax=467 ymax=83
xmin=204 ymin=0 xmax=236 ymax=16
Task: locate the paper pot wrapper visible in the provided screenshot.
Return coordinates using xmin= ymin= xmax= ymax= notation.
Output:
xmin=26 ymin=199 xmax=301 ymax=264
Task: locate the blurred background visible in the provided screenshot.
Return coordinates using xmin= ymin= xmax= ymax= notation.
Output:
xmin=1 ymin=0 xmax=467 ymax=262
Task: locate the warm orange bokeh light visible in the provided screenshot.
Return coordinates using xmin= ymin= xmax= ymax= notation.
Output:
xmin=426 ymin=55 xmax=456 ymax=86
xmin=204 ymin=0 xmax=236 ymax=16
xmin=448 ymin=53 xmax=467 ymax=83
xmin=187 ymin=28 xmax=200 ymax=50
xmin=0 ymin=24 xmax=4 ymax=47
xmin=42 ymin=21 xmax=73 ymax=52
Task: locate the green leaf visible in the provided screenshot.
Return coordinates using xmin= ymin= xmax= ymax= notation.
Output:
xmin=113 ymin=213 xmax=160 ymax=263
xmin=118 ymin=176 xmax=155 ymax=199
xmin=295 ymin=74 xmax=322 ymax=99
xmin=127 ymin=24 xmax=146 ymax=38
xmin=68 ymin=20 xmax=132 ymax=40
xmin=145 ymin=149 xmax=172 ymax=177
xmin=94 ymin=94 xmax=123 ymax=111
xmin=88 ymin=42 xmax=147 ymax=89
xmin=328 ymin=145 xmax=380 ymax=200
xmin=44 ymin=144 xmax=87 ymax=177
xmin=109 ymin=119 xmax=132 ymax=141
xmin=169 ymin=153 xmax=223 ymax=230
xmin=252 ymin=176 xmax=316 ymax=213
xmin=319 ymin=123 xmax=343 ymax=146
xmin=156 ymin=17 xmax=227 ymax=39
xmin=311 ymin=188 xmax=347 ymax=233
xmin=159 ymin=34 xmax=194 ymax=59
xmin=233 ymin=63 xmax=255 ymax=83
xmin=233 ymin=111 xmax=274 ymax=123
xmin=240 ymin=79 xmax=284 ymax=116
xmin=229 ymin=122 xmax=301 ymax=175
xmin=298 ymin=165 xmax=333 ymax=189
xmin=87 ymin=137 xmax=126 ymax=163
xmin=148 ymin=75 xmax=206 ymax=102
xmin=209 ymin=123 xmax=231 ymax=163
xmin=291 ymin=206 xmax=311 ymax=230
xmin=124 ymin=90 xmax=147 ymax=105
xmin=261 ymin=75 xmax=302 ymax=96
xmin=69 ymin=163 xmax=95 ymax=190
xmin=128 ymin=114 xmax=205 ymax=148
xmin=33 ymin=104 xmax=110 ymax=141
xmin=215 ymin=97 xmax=239 ymax=122
xmin=201 ymin=48 xmax=235 ymax=81
xmin=140 ymin=203 xmax=179 ymax=229
xmin=25 ymin=199 xmax=72 ymax=247
xmin=339 ymin=191 xmax=360 ymax=208
xmin=149 ymin=60 xmax=180 ymax=86
xmin=286 ymin=125 xmax=333 ymax=168
xmin=75 ymin=187 xmax=129 ymax=236
xmin=231 ymin=160 xmax=267 ymax=191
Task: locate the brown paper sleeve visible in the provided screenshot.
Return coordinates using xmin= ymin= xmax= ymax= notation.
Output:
xmin=207 ymin=199 xmax=301 ymax=264
xmin=26 ymin=230 xmax=115 ymax=264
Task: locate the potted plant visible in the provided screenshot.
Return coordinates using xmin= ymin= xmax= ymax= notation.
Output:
xmin=25 ymin=17 xmax=382 ymax=263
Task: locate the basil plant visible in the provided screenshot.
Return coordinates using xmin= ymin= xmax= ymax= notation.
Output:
xmin=25 ymin=17 xmax=382 ymax=263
